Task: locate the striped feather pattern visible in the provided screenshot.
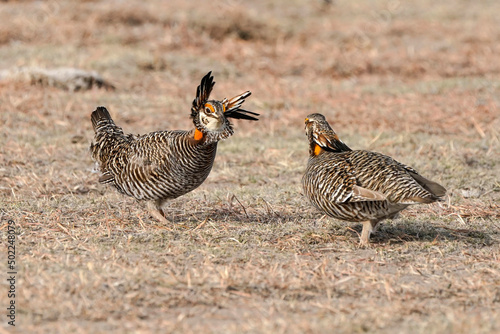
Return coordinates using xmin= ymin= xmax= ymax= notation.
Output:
xmin=91 ymin=109 xmax=221 ymax=202
xmin=111 ymin=131 xmax=217 ymax=200
xmin=89 ymin=72 xmax=258 ymax=213
xmin=302 ymin=113 xmax=446 ymax=228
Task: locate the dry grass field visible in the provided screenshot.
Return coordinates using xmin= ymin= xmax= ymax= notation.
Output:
xmin=1 ymin=0 xmax=499 ymax=333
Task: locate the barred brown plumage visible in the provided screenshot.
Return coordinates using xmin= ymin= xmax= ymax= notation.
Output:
xmin=90 ymin=71 xmax=259 ymax=223
xmin=302 ymin=113 xmax=446 ymax=245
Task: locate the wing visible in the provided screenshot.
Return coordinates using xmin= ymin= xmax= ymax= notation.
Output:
xmin=120 ymin=131 xmax=186 ymax=184
xmin=351 ymin=151 xmax=445 ymax=204
xmin=113 ymin=146 xmax=174 ymax=200
xmin=351 ymin=185 xmax=387 ymax=202
xmin=98 ymin=132 xmax=183 ymax=199
xmin=307 ymin=154 xmax=386 ymax=204
xmin=97 ymin=148 xmax=163 ymax=186
xmin=122 ymin=153 xmax=162 ymax=183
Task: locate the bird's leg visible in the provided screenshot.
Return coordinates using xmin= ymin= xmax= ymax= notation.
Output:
xmin=146 ymin=200 xmax=171 ymax=224
xmin=360 ymin=221 xmax=374 ymax=245
xmin=360 ymin=220 xmax=382 ymax=245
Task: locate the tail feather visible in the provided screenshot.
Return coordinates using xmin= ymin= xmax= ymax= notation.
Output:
xmin=91 ymin=106 xmax=123 ymax=134
xmin=90 ymin=106 xmax=126 ymax=182
xmin=410 ymin=172 xmax=447 ymax=199
xmin=91 ymin=106 xmax=111 ymax=130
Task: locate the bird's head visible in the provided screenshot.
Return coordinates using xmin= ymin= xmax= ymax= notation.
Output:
xmin=197 ymin=100 xmax=227 ymax=132
xmin=304 ymin=113 xmax=352 ymax=157
xmin=191 ymin=71 xmax=259 ymax=143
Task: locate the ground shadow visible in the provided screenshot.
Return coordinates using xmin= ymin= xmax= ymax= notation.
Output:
xmin=162 ymin=203 xmax=310 ymax=226
xmin=337 ymin=221 xmax=497 ymax=246
xmin=139 ymin=202 xmax=498 ymax=247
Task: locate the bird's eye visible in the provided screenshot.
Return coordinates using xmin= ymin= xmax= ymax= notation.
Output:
xmin=205 ymin=107 xmax=212 ymax=113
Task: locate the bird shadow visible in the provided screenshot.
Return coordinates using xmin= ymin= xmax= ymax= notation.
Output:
xmin=340 ymin=221 xmax=497 ymax=247
xmin=162 ymin=198 xmax=309 ymax=227
xmin=142 ymin=201 xmax=497 ymax=247
xmin=168 ymin=207 xmax=297 ymax=226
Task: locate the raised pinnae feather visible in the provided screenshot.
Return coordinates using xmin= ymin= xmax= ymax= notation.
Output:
xmin=223 ymin=91 xmax=259 ymax=121
xmin=192 ymin=71 xmax=215 ymax=113
xmin=224 ymin=91 xmax=251 ymax=112
xmin=224 ymin=108 xmax=260 ymax=120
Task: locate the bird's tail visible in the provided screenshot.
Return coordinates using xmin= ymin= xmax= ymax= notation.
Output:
xmin=91 ymin=106 xmax=122 ymax=133
xmin=90 ymin=106 xmax=128 ymax=167
xmin=410 ymin=172 xmax=447 ymax=201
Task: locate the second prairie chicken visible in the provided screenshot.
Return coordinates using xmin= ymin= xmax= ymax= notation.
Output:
xmin=90 ymin=71 xmax=258 ymax=223
xmin=302 ymin=113 xmax=446 ymax=245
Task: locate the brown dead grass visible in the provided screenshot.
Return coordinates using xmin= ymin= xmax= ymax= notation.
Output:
xmin=0 ymin=0 xmax=499 ymax=333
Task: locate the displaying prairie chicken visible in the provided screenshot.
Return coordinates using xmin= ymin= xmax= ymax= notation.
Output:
xmin=90 ymin=71 xmax=258 ymax=223
xmin=302 ymin=113 xmax=446 ymax=245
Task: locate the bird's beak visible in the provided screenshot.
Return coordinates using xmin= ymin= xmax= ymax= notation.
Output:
xmin=304 ymin=118 xmax=311 ymax=130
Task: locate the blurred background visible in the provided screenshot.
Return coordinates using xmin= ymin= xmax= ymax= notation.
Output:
xmin=1 ymin=0 xmax=499 ymax=134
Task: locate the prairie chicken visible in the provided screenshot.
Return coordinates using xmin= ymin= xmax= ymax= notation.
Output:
xmin=90 ymin=71 xmax=258 ymax=223
xmin=302 ymin=113 xmax=446 ymax=245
